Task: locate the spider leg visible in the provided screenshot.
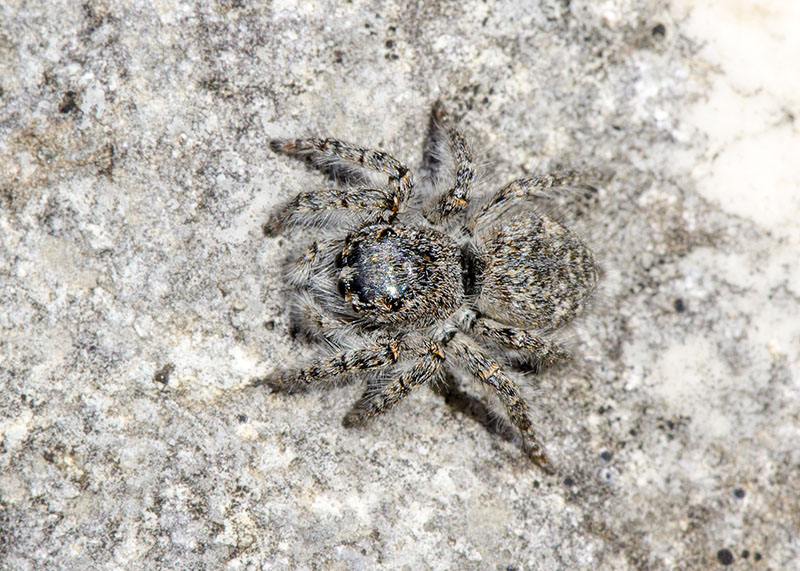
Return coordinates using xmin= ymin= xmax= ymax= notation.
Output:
xmin=252 ymin=341 xmax=401 ymax=391
xmin=284 ymin=239 xmax=335 ymax=287
xmin=473 ymin=317 xmax=570 ymax=369
xmin=448 ymin=333 xmax=554 ymax=473
xmin=270 ymin=137 xmax=412 ymax=217
xmin=342 ymin=341 xmax=445 ymax=427
xmin=282 ymin=240 xmax=358 ymax=342
xmin=423 ymin=101 xmax=476 ymax=223
xmin=467 ymin=173 xmax=581 ymax=230
xmin=288 ymin=290 xmax=355 ymax=344
xmin=264 ymin=187 xmax=399 ymax=236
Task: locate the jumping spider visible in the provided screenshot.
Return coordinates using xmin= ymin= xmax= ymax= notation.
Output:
xmin=257 ymin=102 xmax=598 ymax=473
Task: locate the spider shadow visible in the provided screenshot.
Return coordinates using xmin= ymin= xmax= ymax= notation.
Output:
xmin=430 ymin=372 xmax=518 ymax=445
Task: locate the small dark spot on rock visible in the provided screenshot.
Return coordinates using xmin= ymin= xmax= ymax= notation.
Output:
xmin=43 ymin=450 xmax=55 ymax=463
xmin=652 ymin=23 xmax=666 ymax=38
xmin=717 ymin=548 xmax=734 ymax=565
xmin=563 ymin=476 xmax=575 ymax=487
xmin=753 ymin=552 xmax=761 ymax=561
xmin=533 ymin=480 xmax=540 ymax=488
xmin=385 ymin=39 xmax=394 ymax=49
xmin=674 ymin=298 xmax=686 ymax=312
xmin=264 ymin=320 xmax=275 ymax=330
xmin=59 ymin=90 xmax=81 ymax=114
xmin=733 ymin=487 xmax=745 ymax=499
xmin=741 ymin=550 xmax=749 ymax=558
xmin=153 ymin=363 xmax=175 ymax=385
xmin=199 ymin=74 xmax=228 ymax=93
xmin=600 ymin=450 xmax=613 ymax=462
xmin=237 ymin=413 xmax=248 ymax=423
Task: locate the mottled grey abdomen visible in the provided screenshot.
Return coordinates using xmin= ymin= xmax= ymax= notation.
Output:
xmin=476 ymin=212 xmax=598 ymax=330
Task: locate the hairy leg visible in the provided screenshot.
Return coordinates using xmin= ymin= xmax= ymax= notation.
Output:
xmin=264 ymin=187 xmax=399 ymax=236
xmin=342 ymin=341 xmax=445 ymax=427
xmin=270 ymin=138 xmax=413 ymax=218
xmin=468 ymin=173 xmax=581 ymax=230
xmin=448 ymin=333 xmax=554 ymax=473
xmin=252 ymin=341 xmax=401 ymax=391
xmin=473 ymin=317 xmax=570 ymax=369
xmin=288 ymin=290 xmax=355 ymax=343
xmin=423 ymin=101 xmax=476 ymax=223
xmin=284 ymin=239 xmax=338 ymax=287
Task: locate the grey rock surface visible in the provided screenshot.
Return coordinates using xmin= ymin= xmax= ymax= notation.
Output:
xmin=1 ymin=0 xmax=798 ymax=569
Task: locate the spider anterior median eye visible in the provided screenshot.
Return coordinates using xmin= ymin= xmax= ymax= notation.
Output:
xmin=337 ymin=278 xmax=348 ymax=297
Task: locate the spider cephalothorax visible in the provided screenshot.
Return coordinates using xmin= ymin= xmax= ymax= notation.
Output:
xmin=256 ymin=102 xmax=598 ymax=473
xmin=335 ymin=224 xmax=463 ymax=326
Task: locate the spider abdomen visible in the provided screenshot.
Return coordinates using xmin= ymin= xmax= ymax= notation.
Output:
xmin=476 ymin=211 xmax=598 ymax=330
xmin=336 ymin=224 xmax=464 ymax=327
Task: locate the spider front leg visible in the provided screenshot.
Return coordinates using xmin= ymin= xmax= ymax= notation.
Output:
xmin=284 ymin=238 xmax=337 ymax=287
xmin=468 ymin=173 xmax=581 ymax=231
xmin=423 ymin=101 xmax=476 ymax=223
xmin=448 ymin=333 xmax=554 ymax=473
xmin=473 ymin=317 xmax=570 ymax=370
xmin=268 ymin=138 xmax=413 ymax=232
xmin=264 ymin=186 xmax=400 ymax=236
xmin=342 ymin=341 xmax=445 ymax=427
xmin=288 ymin=290 xmax=355 ymax=343
xmin=252 ymin=341 xmax=402 ymax=392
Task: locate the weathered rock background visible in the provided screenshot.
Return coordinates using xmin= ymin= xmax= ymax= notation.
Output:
xmin=1 ymin=0 xmax=798 ymax=568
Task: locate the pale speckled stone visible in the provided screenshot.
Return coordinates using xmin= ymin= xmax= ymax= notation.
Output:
xmin=1 ymin=0 xmax=798 ymax=569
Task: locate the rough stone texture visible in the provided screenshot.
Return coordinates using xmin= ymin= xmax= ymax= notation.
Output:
xmin=1 ymin=1 xmax=798 ymax=569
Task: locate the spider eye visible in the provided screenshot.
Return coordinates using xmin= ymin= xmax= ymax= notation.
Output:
xmin=334 ymin=251 xmax=345 ymax=268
